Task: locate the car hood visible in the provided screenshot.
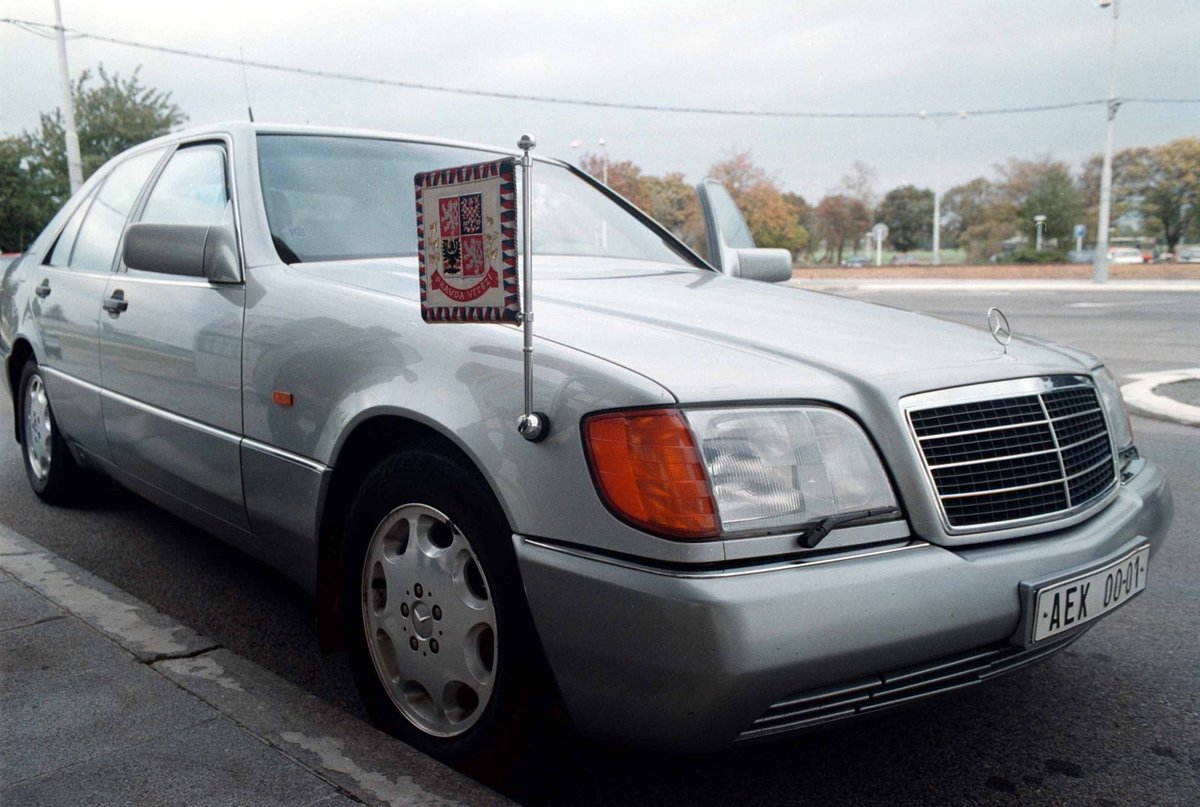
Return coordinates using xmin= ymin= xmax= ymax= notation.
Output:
xmin=532 ymin=262 xmax=1098 ymax=404
xmin=299 ymin=258 xmax=1099 ymax=405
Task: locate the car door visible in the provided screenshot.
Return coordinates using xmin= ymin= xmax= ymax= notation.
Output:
xmin=100 ymin=139 xmax=249 ymax=530
xmin=30 ymin=147 xmax=167 ymax=461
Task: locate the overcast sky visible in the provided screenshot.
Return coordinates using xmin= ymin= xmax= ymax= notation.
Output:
xmin=2 ymin=1 xmax=1197 ymax=201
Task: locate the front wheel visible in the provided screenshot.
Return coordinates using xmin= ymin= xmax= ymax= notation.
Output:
xmin=340 ymin=449 xmax=555 ymax=763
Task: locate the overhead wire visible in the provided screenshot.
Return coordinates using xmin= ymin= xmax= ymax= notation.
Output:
xmin=2 ymin=17 xmax=1197 ymax=120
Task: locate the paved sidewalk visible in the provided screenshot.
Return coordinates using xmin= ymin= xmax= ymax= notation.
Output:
xmin=0 ymin=525 xmax=509 ymax=807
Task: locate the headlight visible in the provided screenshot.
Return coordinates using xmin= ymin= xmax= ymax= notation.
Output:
xmin=1092 ymin=367 xmax=1134 ymax=451
xmin=684 ymin=407 xmax=898 ymax=536
xmin=583 ymin=406 xmax=898 ymax=541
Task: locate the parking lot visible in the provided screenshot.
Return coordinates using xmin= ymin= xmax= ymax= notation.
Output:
xmin=1 ymin=283 xmax=1197 ymax=805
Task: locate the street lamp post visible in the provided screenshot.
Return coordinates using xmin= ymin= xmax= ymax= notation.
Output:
xmin=570 ymin=138 xmax=610 ymax=249
xmin=924 ymin=110 xmax=966 ymax=266
xmin=1093 ymin=0 xmax=1120 ymax=284
xmin=1034 ymin=215 xmax=1047 ymax=251
xmin=932 ymin=116 xmax=942 ymax=266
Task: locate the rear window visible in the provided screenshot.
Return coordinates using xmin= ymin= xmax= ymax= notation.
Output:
xmin=256 ymin=134 xmax=692 ymax=267
xmin=69 ymin=149 xmax=165 ymax=273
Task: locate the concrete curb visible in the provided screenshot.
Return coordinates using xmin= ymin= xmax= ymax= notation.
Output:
xmin=0 ymin=524 xmax=511 ymax=807
xmin=786 ymin=278 xmax=1200 ymax=293
xmin=1121 ymin=369 xmax=1200 ymax=428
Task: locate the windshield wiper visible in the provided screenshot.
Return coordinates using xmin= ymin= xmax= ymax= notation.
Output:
xmin=799 ymin=507 xmax=902 ymax=549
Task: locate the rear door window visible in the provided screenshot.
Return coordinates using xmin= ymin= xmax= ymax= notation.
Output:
xmin=69 ymin=148 xmax=164 ymax=273
xmin=45 ymin=189 xmax=96 ymax=267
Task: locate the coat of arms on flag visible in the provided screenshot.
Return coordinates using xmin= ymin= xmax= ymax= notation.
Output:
xmin=415 ymin=158 xmax=519 ymax=323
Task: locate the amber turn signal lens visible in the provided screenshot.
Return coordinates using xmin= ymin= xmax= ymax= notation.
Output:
xmin=583 ymin=409 xmax=719 ymax=540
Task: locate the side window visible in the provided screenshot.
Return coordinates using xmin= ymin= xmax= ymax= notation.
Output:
xmin=70 ymin=148 xmax=165 ymax=273
xmin=45 ymin=189 xmax=97 ymax=267
xmin=140 ymin=145 xmax=229 ymax=227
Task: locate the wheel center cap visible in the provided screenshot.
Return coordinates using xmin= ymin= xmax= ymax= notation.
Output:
xmin=410 ymin=601 xmax=434 ymax=638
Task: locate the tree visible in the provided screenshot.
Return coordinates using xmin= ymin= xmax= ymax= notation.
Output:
xmin=708 ymin=149 xmax=769 ymax=197
xmin=942 ymin=177 xmax=998 ymax=250
xmin=781 ymin=191 xmax=813 ymax=259
xmin=1121 ymin=138 xmax=1200 ymax=252
xmin=1077 ymin=149 xmax=1142 ymax=238
xmin=580 ymin=154 xmax=652 ymax=212
xmin=644 ymin=172 xmax=703 ymax=252
xmin=813 ymin=194 xmax=870 ymax=265
xmin=837 ymin=161 xmax=879 ymax=211
xmin=706 ymin=150 xmax=807 ymax=257
xmin=12 ymin=65 xmax=186 ymax=236
xmin=877 ymin=185 xmax=934 ymax=252
xmin=996 ymin=157 xmax=1082 ymax=244
xmin=0 ymin=138 xmax=58 ymax=253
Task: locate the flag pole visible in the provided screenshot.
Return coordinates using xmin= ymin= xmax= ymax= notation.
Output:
xmin=516 ymin=134 xmax=549 ymax=442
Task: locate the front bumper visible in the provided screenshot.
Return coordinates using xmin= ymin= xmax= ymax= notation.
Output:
xmin=513 ymin=458 xmax=1172 ymax=751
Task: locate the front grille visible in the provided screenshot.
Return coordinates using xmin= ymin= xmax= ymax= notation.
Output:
xmin=908 ymin=380 xmax=1116 ymax=530
xmin=736 ymin=633 xmax=1082 ymax=743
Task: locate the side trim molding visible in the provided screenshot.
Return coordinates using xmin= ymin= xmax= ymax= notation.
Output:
xmin=41 ymin=366 xmax=330 ymax=473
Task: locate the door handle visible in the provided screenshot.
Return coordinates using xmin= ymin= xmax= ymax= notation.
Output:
xmin=103 ymin=290 xmax=128 ymax=316
xmin=35 ymin=279 xmax=51 ymax=299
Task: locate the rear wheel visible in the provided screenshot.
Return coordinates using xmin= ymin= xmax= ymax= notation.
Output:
xmin=18 ymin=359 xmax=82 ymax=504
xmin=340 ymin=448 xmax=555 ymax=764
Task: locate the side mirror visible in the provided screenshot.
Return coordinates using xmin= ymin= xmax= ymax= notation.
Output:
xmin=695 ymin=178 xmax=793 ymax=283
xmin=123 ymin=222 xmax=241 ymax=283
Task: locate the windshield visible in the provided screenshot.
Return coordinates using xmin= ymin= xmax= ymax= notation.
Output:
xmin=257 ymin=134 xmax=695 ymax=267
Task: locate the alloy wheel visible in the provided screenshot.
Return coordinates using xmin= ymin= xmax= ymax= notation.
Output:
xmin=360 ymin=503 xmax=498 ymax=737
xmin=24 ymin=374 xmax=52 ymax=483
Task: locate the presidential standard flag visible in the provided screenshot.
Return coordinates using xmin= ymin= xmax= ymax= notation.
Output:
xmin=415 ymin=158 xmax=519 ymax=323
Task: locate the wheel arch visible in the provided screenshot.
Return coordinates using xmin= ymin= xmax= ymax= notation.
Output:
xmin=314 ymin=413 xmax=511 ymax=652
xmin=6 ymin=338 xmax=34 ymax=443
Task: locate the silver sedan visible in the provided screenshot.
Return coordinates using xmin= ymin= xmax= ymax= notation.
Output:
xmin=0 ymin=123 xmax=1172 ymax=761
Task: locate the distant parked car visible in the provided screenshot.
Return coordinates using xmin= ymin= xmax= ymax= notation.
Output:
xmin=841 ymin=254 xmax=869 ymax=268
xmin=1177 ymin=247 xmax=1200 ymax=264
xmin=1066 ymin=249 xmax=1095 ymax=265
xmin=1108 ymin=247 xmax=1144 ymax=264
xmin=890 ymin=254 xmax=923 ymax=266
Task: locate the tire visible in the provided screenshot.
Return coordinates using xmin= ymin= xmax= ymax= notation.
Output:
xmin=340 ymin=448 xmax=556 ymax=765
xmin=17 ymin=359 xmax=83 ymax=504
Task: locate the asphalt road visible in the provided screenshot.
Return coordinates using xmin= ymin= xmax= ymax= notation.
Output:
xmin=2 ymin=286 xmax=1197 ymax=805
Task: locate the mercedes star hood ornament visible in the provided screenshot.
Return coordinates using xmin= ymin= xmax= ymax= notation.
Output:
xmin=987 ymin=307 xmax=1012 ymax=355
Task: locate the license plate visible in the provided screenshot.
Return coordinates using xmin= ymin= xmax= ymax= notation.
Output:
xmin=1031 ymin=545 xmax=1150 ymax=643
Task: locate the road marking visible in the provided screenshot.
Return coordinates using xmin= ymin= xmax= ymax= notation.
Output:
xmin=1121 ymin=368 xmax=1200 ymax=428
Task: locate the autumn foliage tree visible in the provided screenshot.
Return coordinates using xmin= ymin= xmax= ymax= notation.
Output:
xmin=813 ymin=194 xmax=870 ymax=265
xmin=1118 ymin=138 xmax=1200 ymax=252
xmin=580 ymin=149 xmax=808 ymax=260
xmin=705 ymin=151 xmax=808 ymax=255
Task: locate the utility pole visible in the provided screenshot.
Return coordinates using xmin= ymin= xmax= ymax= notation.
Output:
xmin=932 ymin=119 xmax=942 ymax=266
xmin=1093 ymin=0 xmax=1120 ymax=284
xmin=53 ymin=0 xmax=83 ymax=194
